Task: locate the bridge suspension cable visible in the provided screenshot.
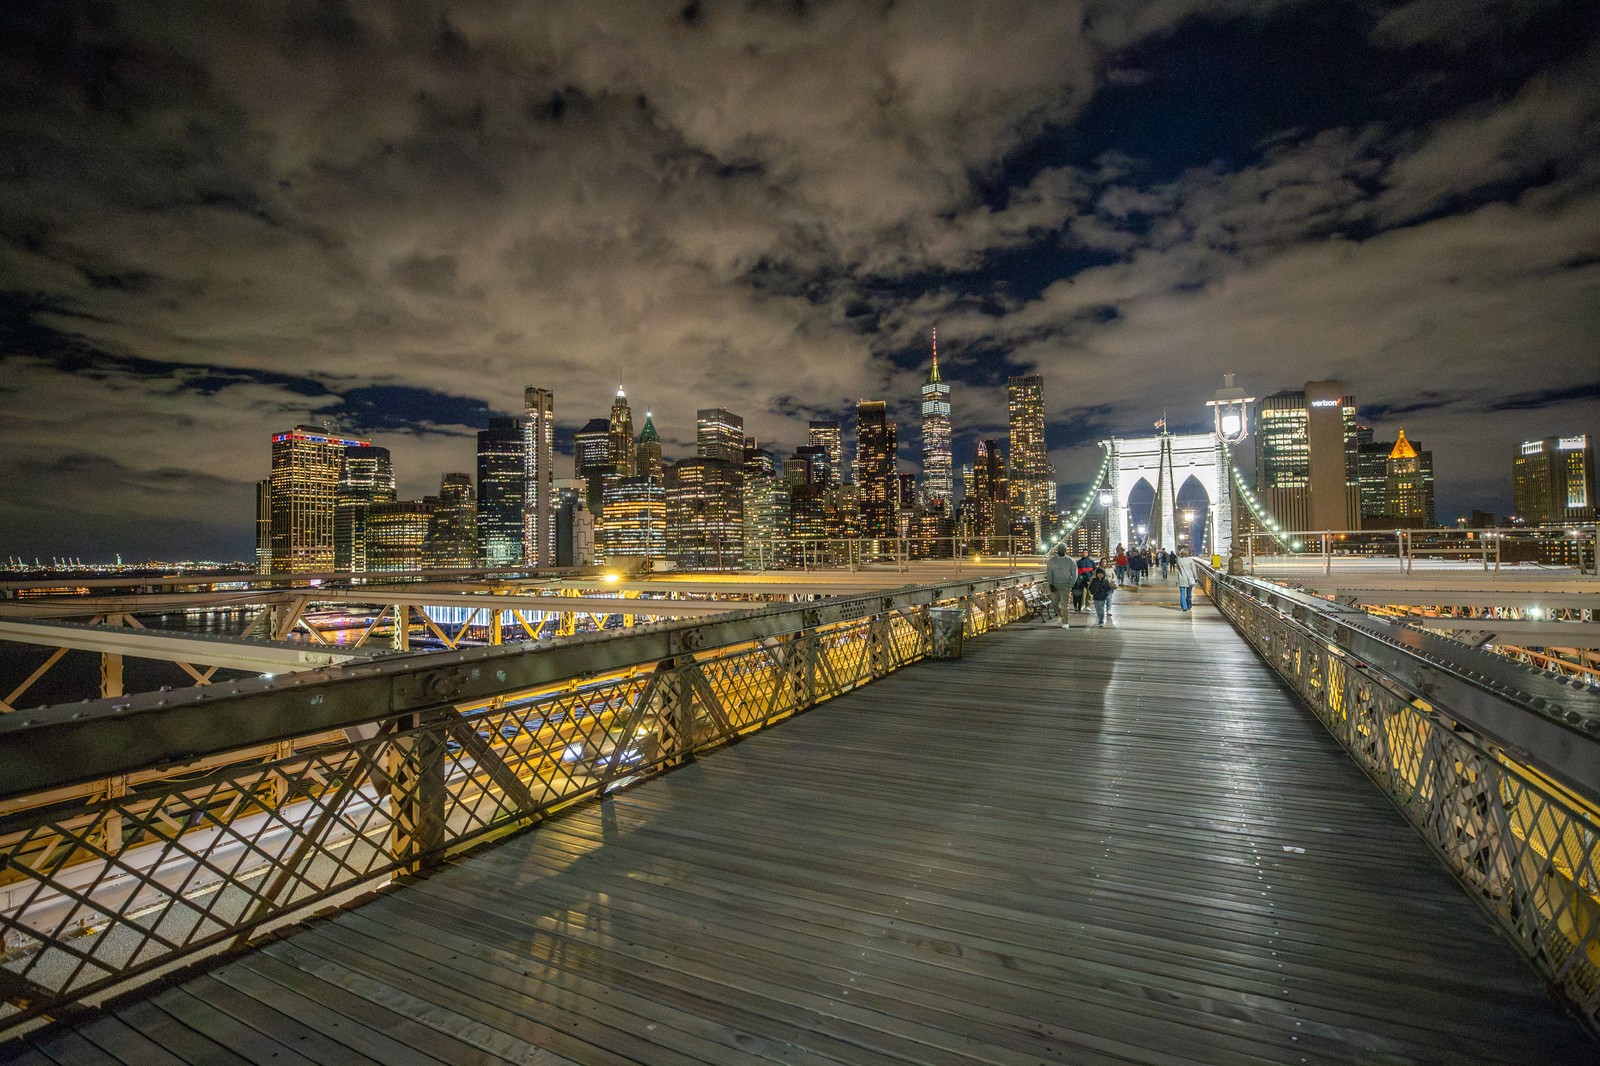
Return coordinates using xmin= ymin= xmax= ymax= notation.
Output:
xmin=1227 ymin=453 xmax=1303 ymax=552
xmin=1044 ymin=442 xmax=1114 ymax=553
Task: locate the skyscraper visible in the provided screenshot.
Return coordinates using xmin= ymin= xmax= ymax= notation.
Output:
xmin=1384 ymin=430 xmax=1434 ymax=529
xmin=365 ymin=500 xmax=430 ymax=573
xmin=1514 ymin=435 xmax=1596 ymax=524
xmin=333 ymin=444 xmax=396 ymax=572
xmin=921 ymin=329 xmax=953 ymax=508
xmin=523 ymin=387 xmax=555 ymax=567
xmin=808 ymin=421 xmax=844 ymax=486
xmin=742 ymin=446 xmax=788 ymax=569
xmin=666 ymin=458 xmax=743 ymax=568
xmin=1006 ymin=375 xmax=1053 ymax=536
xmin=424 ymin=473 xmax=479 ymax=568
xmin=855 ymin=400 xmax=898 ymax=539
xmin=477 ymin=417 xmax=525 ymax=567
xmin=1255 ymin=381 xmax=1360 ymax=532
xmin=609 ymin=389 xmax=636 ymax=478
xmin=268 ymin=425 xmax=372 ymax=574
xmin=254 ymin=479 xmax=271 ymax=575
xmin=572 ymin=418 xmax=612 ymax=481
xmin=635 ymin=412 xmax=664 ymax=480
xmin=971 ymin=438 xmax=1009 ymax=546
xmin=697 ymin=408 xmax=745 ymax=464
xmin=597 ymin=475 xmax=665 ymax=563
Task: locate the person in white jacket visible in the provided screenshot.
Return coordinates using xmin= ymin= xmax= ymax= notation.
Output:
xmin=1044 ymin=545 xmax=1076 ymax=628
xmin=1173 ymin=547 xmax=1200 ymax=611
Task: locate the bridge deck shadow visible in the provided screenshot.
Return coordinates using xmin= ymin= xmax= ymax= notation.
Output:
xmin=10 ymin=586 xmax=1595 ymax=1064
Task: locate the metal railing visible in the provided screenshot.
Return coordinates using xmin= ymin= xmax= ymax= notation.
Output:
xmin=0 ymin=573 xmax=1037 ymax=1033
xmin=1233 ymin=526 xmax=1599 ymax=575
xmin=1201 ymin=566 xmax=1600 ymax=1035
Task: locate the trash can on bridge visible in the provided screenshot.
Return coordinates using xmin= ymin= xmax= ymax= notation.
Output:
xmin=928 ymin=606 xmax=966 ymax=660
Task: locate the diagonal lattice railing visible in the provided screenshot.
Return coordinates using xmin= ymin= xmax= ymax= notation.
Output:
xmin=1202 ymin=567 xmax=1600 ymax=1036
xmin=0 ymin=576 xmax=1035 ymax=1034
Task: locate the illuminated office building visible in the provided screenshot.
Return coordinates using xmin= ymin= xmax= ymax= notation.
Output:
xmin=609 ymin=389 xmax=636 ymax=477
xmin=477 ymin=417 xmax=525 ymax=567
xmin=743 ymin=447 xmax=789 ymax=569
xmin=573 ymin=413 xmax=615 ymax=521
xmin=1515 ymin=435 xmax=1596 ymax=524
xmin=523 ymin=387 xmax=556 ymax=567
xmin=1007 ymin=375 xmax=1053 ymax=538
xmin=597 ymin=476 xmax=665 ymax=563
xmin=333 ymin=444 xmax=396 ymax=572
xmin=573 ymin=418 xmax=611 ymax=481
xmin=855 ymin=400 xmax=898 ymax=539
xmin=1354 ymin=425 xmax=1391 ymax=524
xmin=808 ymin=421 xmax=844 ymax=486
xmin=268 ymin=425 xmax=372 ymax=574
xmin=365 ymin=500 xmax=430 ymax=572
xmin=697 ymin=408 xmax=745 ymax=465
xmin=1383 ymin=430 xmax=1434 ymax=528
xmin=921 ymin=330 xmax=953 ymax=508
xmin=555 ymin=481 xmax=595 ymax=567
xmin=1255 ymin=381 xmax=1360 ymax=532
xmin=255 ymin=479 xmax=271 ymax=574
xmin=424 ymin=473 xmax=479 ymax=568
xmin=971 ymin=438 xmax=1009 ymax=545
xmin=636 ymin=413 xmax=665 ymax=481
xmin=666 ymin=458 xmax=744 ymax=569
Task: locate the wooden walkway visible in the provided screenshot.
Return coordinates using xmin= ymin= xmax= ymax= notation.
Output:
xmin=7 ymin=584 xmax=1596 ymax=1064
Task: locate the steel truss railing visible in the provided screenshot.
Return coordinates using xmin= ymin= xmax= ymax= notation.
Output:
xmin=1202 ymin=568 xmax=1600 ymax=1035
xmin=0 ymin=574 xmax=1036 ymax=1034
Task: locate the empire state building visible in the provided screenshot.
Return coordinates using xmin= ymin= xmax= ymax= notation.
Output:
xmin=920 ymin=329 xmax=953 ymax=508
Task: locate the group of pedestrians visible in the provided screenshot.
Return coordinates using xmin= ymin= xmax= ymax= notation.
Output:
xmin=1112 ymin=545 xmax=1183 ymax=587
xmin=1044 ymin=542 xmax=1203 ymax=628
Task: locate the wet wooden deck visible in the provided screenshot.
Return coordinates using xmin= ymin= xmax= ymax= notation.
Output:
xmin=8 ymin=583 xmax=1595 ymax=1064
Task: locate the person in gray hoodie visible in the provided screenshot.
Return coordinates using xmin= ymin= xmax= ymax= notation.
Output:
xmin=1045 ymin=545 xmax=1076 ymax=628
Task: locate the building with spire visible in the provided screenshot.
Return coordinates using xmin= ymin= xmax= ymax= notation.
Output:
xmin=1006 ymin=375 xmax=1054 ymax=537
xmin=921 ymin=329 xmax=953 ymax=509
xmin=609 ymin=389 xmax=636 ymax=478
xmin=1382 ymin=430 xmax=1434 ymax=528
xmin=636 ymin=412 xmax=664 ymax=480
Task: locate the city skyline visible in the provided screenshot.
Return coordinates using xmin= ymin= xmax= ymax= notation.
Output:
xmin=3 ymin=3 xmax=1597 ymax=558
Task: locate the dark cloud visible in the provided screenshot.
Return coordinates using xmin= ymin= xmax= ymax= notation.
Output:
xmin=0 ymin=0 xmax=1596 ymax=558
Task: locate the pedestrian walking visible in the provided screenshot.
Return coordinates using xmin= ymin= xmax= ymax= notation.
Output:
xmin=1158 ymin=550 xmax=1170 ymax=580
xmin=1073 ymin=550 xmax=1095 ymax=613
xmin=1045 ymin=545 xmax=1075 ymax=628
xmin=1088 ymin=566 xmax=1117 ymax=627
xmin=1113 ymin=544 xmax=1128 ymax=584
xmin=1128 ymin=550 xmax=1147 ymax=587
xmin=1173 ymin=546 xmax=1200 ymax=612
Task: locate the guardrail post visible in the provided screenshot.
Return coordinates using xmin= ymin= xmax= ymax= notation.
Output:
xmin=656 ymin=657 xmax=695 ymax=766
xmin=869 ymin=613 xmax=893 ymax=678
xmin=389 ymin=714 xmax=446 ymax=872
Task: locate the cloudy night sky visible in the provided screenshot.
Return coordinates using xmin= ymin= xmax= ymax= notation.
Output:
xmin=2 ymin=0 xmax=1597 ymax=561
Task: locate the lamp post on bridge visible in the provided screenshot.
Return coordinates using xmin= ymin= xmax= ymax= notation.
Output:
xmin=1097 ymin=489 xmax=1113 ymax=558
xmin=1206 ymin=374 xmax=1255 ymax=576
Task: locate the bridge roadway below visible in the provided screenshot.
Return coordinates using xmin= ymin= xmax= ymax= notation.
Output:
xmin=7 ymin=584 xmax=1594 ymax=1064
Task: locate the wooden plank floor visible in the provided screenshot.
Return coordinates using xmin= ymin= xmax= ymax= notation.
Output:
xmin=10 ymin=584 xmax=1597 ymax=1064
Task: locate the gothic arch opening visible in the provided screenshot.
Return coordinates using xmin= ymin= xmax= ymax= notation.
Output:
xmin=1175 ymin=475 xmax=1212 ymax=554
